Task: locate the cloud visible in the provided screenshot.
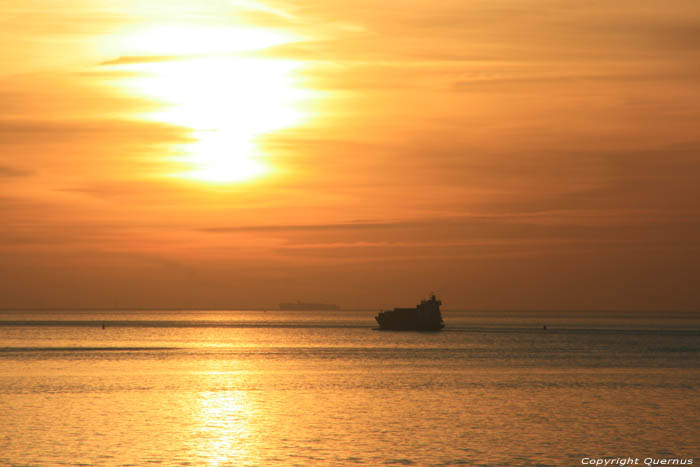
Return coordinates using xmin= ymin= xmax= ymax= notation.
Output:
xmin=201 ymin=220 xmax=419 ymax=233
xmin=0 ymin=4 xmax=126 ymax=37
xmin=0 ymin=119 xmax=192 ymax=145
xmin=99 ymin=55 xmax=191 ymax=66
xmin=0 ymin=165 xmax=32 ymax=178
xmin=451 ymin=71 xmax=699 ymax=92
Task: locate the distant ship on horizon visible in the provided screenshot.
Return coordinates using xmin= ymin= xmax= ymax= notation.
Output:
xmin=375 ymin=294 xmax=444 ymax=331
xmin=279 ymin=301 xmax=341 ymax=311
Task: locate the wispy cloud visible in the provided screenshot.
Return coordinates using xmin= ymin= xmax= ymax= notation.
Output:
xmin=99 ymin=55 xmax=194 ymax=65
xmin=0 ymin=165 xmax=32 ymax=178
xmin=0 ymin=119 xmax=192 ymax=145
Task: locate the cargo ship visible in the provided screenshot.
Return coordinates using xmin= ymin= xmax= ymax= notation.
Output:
xmin=375 ymin=294 xmax=444 ymax=331
xmin=279 ymin=301 xmax=340 ymax=311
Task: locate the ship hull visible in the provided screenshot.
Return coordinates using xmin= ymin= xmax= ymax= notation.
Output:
xmin=375 ymin=310 xmax=444 ymax=331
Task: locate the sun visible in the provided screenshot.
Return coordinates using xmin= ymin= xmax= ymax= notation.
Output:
xmin=105 ymin=25 xmax=312 ymax=183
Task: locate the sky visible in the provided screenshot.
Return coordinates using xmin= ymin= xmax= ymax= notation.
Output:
xmin=1 ymin=0 xmax=699 ymax=310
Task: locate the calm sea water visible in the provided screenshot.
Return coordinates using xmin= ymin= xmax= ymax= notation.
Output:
xmin=1 ymin=310 xmax=698 ymax=466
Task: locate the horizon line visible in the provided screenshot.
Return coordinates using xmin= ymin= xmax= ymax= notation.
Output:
xmin=0 ymin=307 xmax=696 ymax=313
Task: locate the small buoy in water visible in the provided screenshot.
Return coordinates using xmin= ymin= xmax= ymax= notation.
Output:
xmin=543 ymin=325 xmax=547 ymax=330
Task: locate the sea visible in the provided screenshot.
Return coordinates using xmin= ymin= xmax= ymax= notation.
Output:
xmin=0 ymin=309 xmax=698 ymax=466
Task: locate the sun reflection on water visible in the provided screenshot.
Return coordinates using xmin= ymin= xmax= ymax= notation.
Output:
xmin=193 ymin=386 xmax=253 ymax=466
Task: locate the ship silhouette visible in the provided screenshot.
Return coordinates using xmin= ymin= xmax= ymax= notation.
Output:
xmin=375 ymin=294 xmax=444 ymax=331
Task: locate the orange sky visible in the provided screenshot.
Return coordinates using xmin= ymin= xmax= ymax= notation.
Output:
xmin=2 ymin=0 xmax=699 ymax=310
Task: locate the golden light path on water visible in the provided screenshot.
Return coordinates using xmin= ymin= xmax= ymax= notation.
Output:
xmin=105 ymin=25 xmax=313 ymax=183
xmin=193 ymin=386 xmax=252 ymax=466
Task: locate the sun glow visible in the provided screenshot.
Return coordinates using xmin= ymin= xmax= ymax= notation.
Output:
xmin=107 ymin=25 xmax=312 ymax=183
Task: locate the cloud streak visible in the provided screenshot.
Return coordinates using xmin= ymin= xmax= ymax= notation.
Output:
xmin=0 ymin=165 xmax=32 ymax=178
